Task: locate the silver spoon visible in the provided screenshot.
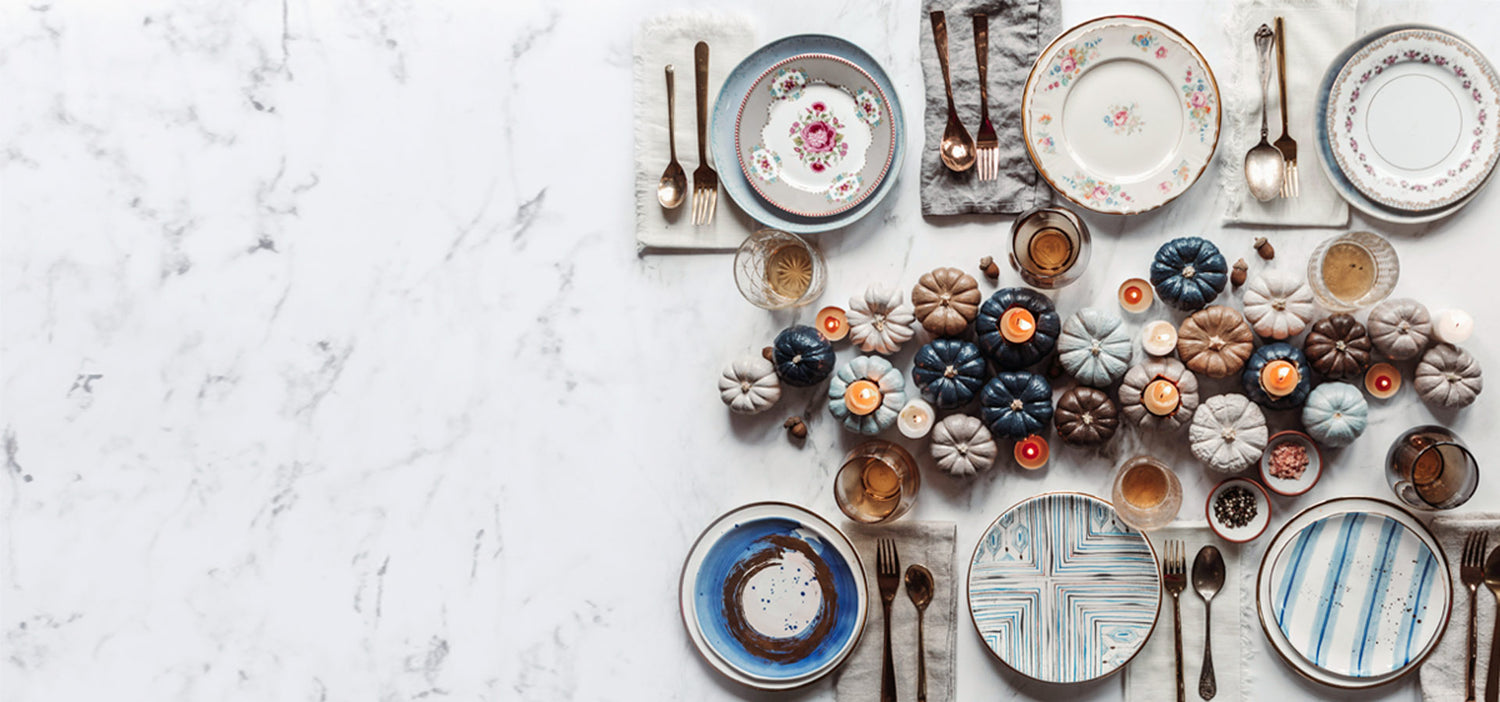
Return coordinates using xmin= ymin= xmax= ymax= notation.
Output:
xmin=905 ymin=564 xmax=934 ymax=702
xmin=1245 ymin=24 xmax=1285 ymax=202
xmin=1192 ymin=545 xmax=1225 ymax=700
xmin=658 ymin=65 xmax=687 ymax=210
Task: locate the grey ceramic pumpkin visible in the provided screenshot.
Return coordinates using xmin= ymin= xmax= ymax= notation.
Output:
xmin=1368 ymin=298 xmax=1433 ymax=361
xmin=930 ymin=414 xmax=998 ymax=477
xmin=1188 ymin=393 xmax=1268 ymax=474
xmin=1415 ymin=344 xmax=1483 ymax=408
xmin=1056 ymin=308 xmax=1133 ymax=388
xmin=1119 ymin=357 xmax=1201 ymax=432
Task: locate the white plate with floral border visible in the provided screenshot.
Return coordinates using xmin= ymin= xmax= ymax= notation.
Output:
xmin=735 ymin=54 xmax=895 ymax=218
xmin=1325 ymin=27 xmax=1500 ymax=212
xmin=1021 ymin=16 xmax=1220 ymax=215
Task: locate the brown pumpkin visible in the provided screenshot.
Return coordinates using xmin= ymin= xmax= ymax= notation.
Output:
xmin=1055 ymin=386 xmax=1119 ymax=446
xmin=1175 ymin=305 xmax=1254 ymax=379
xmin=1304 ymin=314 xmax=1372 ymax=381
xmin=911 ymin=267 xmax=982 ymax=337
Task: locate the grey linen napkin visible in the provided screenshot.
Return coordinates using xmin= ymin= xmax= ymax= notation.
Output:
xmin=1420 ymin=513 xmax=1500 ymax=702
xmin=918 ymin=0 xmax=1061 ymax=216
xmin=834 ymin=521 xmax=957 ymax=702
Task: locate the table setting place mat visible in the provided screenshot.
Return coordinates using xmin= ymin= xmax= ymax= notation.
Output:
xmin=919 ymin=0 xmax=1061 ymax=216
xmin=1420 ymin=512 xmax=1500 ymax=702
xmin=834 ymin=521 xmax=957 ymax=702
xmin=633 ymin=13 xmax=758 ymax=253
xmin=1126 ymin=523 xmax=1248 ymax=702
xmin=1220 ymin=0 xmax=1354 ymax=227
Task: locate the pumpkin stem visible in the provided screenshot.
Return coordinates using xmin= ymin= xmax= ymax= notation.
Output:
xmin=1221 ymin=427 xmax=1236 ymax=441
xmin=944 ymin=365 xmax=957 ymax=378
xmin=1208 ymin=335 xmax=1223 ymax=350
xmin=1010 ymin=399 xmax=1023 ymax=411
xmin=1272 ymin=300 xmax=1285 ymax=311
xmin=1183 ymin=264 xmax=1196 ymax=278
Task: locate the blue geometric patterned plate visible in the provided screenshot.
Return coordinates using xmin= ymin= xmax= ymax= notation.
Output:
xmin=680 ymin=502 xmax=867 ymax=690
xmin=968 ymin=492 xmax=1160 ymax=683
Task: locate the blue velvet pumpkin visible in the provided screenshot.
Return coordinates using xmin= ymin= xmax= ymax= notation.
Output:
xmin=1301 ymin=382 xmax=1369 ymax=448
xmin=912 ymin=340 xmax=987 ymax=409
xmin=1242 ymin=342 xmax=1313 ymax=409
xmin=772 ymin=325 xmax=835 ymax=387
xmin=975 ymin=288 xmax=1062 ymax=370
xmin=979 ymin=371 xmax=1054 ymax=439
xmin=1150 ymin=237 xmax=1228 ymax=311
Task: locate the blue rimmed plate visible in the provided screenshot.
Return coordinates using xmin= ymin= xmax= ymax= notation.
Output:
xmin=680 ymin=502 xmax=867 ymax=689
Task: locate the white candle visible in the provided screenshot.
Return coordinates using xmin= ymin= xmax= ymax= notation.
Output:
xmin=1141 ymin=320 xmax=1178 ymax=357
xmin=897 ymin=399 xmax=935 ymax=439
xmin=1433 ymin=309 xmax=1474 ymax=345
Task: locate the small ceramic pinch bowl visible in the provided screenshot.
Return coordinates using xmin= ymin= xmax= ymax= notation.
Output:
xmin=1259 ymin=430 xmax=1323 ymax=497
xmin=1207 ymin=477 xmax=1272 ymax=543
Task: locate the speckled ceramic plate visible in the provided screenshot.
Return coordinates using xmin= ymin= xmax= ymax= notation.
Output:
xmin=680 ymin=502 xmax=867 ymax=690
xmin=968 ymin=492 xmax=1160 ymax=684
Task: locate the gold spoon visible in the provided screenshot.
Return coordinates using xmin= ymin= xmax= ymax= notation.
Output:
xmin=905 ymin=564 xmax=934 ymax=702
xmin=1245 ymin=24 xmax=1285 ymax=202
xmin=658 ymin=65 xmax=687 ymax=210
xmin=930 ymin=12 xmax=976 ymax=172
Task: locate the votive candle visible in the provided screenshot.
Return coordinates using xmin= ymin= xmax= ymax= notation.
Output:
xmin=1143 ymin=379 xmax=1181 ymax=416
xmin=816 ymin=306 xmax=849 ymax=342
xmin=1141 ymin=320 xmax=1178 ymax=357
xmin=1433 ymin=309 xmax=1474 ymax=345
xmin=1000 ymin=308 xmax=1037 ymax=343
xmin=1118 ymin=278 xmax=1154 ymax=314
xmin=1015 ymin=435 xmax=1050 ymax=470
xmin=845 ymin=380 xmax=883 ymax=416
xmin=1365 ymin=363 xmax=1401 ymax=400
xmin=897 ymin=399 xmax=935 ymax=439
xmin=1260 ymin=360 xmax=1301 ymax=398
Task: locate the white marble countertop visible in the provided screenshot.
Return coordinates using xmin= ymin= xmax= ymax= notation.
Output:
xmin=5 ymin=0 xmax=1500 ymax=700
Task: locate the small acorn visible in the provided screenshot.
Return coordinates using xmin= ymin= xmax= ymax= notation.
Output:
xmin=1253 ymin=237 xmax=1275 ymax=260
xmin=1046 ymin=355 xmax=1066 ymax=380
xmin=783 ymin=416 xmax=808 ymax=440
xmin=979 ymin=255 xmax=1000 ymax=280
xmin=1231 ymin=258 xmax=1249 ymax=287
xmin=762 ymin=346 xmax=775 ymax=362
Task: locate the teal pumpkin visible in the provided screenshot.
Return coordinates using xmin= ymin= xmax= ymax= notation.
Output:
xmin=828 ymin=355 xmax=907 ymax=435
xmin=979 ymin=371 xmax=1054 ymax=439
xmin=1301 ymin=382 xmax=1369 ymax=448
xmin=772 ymin=325 xmax=835 ymax=387
xmin=912 ymin=340 xmax=987 ymax=409
xmin=1242 ymin=343 xmax=1313 ymax=409
xmin=1056 ymin=308 xmax=1132 ymax=387
xmin=975 ymin=288 xmax=1062 ymax=370
xmin=1150 ymin=237 xmax=1228 ymax=311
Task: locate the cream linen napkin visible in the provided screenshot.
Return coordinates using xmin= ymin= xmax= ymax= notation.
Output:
xmin=633 ymin=14 xmax=757 ymax=253
xmin=1126 ymin=523 xmax=1248 ymax=702
xmin=1221 ymin=0 xmax=1354 ymax=227
xmin=1420 ymin=513 xmax=1500 ymax=702
xmin=834 ymin=521 xmax=957 ymax=702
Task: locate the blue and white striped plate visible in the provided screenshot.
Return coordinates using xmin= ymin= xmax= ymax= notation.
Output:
xmin=968 ymin=493 xmax=1160 ymax=684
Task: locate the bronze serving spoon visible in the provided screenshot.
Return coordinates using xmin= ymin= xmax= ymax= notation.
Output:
xmin=658 ymin=65 xmax=687 ymax=210
xmin=930 ymin=11 xmax=975 ymax=172
xmin=906 ymin=564 xmax=934 ymax=702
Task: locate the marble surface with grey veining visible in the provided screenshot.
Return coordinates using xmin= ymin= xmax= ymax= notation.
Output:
xmin=4 ymin=0 xmax=1499 ymax=700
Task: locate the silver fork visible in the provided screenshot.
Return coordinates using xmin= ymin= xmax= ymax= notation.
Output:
xmin=1462 ymin=532 xmax=1489 ymax=702
xmin=973 ymin=13 xmax=998 ymax=181
xmin=876 ymin=539 xmax=899 ymax=702
xmin=691 ymin=40 xmax=718 ymax=226
xmin=1273 ymin=16 xmax=1299 ymax=198
xmin=1163 ymin=539 xmax=1187 ymax=702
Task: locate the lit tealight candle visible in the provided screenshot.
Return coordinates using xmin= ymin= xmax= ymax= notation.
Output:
xmin=1015 ymin=434 xmax=1050 ymax=470
xmin=1260 ymin=360 xmax=1301 ymax=398
xmin=1141 ymin=320 xmax=1179 ymax=357
xmin=897 ymin=399 xmax=935 ymax=439
xmin=844 ymin=379 xmax=883 ymax=416
xmin=1433 ymin=309 xmax=1474 ymax=345
xmin=1118 ymin=278 xmax=1154 ymax=314
xmin=1000 ymin=308 xmax=1037 ymax=344
xmin=816 ymin=306 xmax=849 ymax=342
xmin=1365 ymin=362 xmax=1401 ymax=400
xmin=1143 ymin=378 xmax=1181 ymax=416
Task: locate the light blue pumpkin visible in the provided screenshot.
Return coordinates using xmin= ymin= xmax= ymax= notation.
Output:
xmin=1301 ymin=382 xmax=1369 ymax=448
xmin=1056 ymin=308 xmax=1132 ymax=387
xmin=828 ymin=355 xmax=907 ymax=435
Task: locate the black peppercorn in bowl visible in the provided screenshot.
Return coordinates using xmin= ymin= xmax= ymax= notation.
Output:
xmin=1207 ymin=477 xmax=1271 ymax=542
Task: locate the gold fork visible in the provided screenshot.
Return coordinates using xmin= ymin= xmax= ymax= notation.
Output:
xmin=1162 ymin=539 xmax=1187 ymax=702
xmin=876 ymin=538 xmax=899 ymax=702
xmin=691 ymin=41 xmax=718 ymax=226
xmin=973 ymin=13 xmax=998 ymax=182
xmin=1273 ymin=17 xmax=1299 ymax=198
xmin=1462 ymin=532 xmax=1488 ymax=702
xmin=1483 ymin=541 xmax=1500 ymax=702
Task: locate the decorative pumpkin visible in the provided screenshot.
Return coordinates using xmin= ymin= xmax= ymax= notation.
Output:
xmin=1149 ymin=237 xmax=1229 ymax=311
xmin=1119 ymin=357 xmax=1201 ymax=432
xmin=1304 ymin=314 xmax=1372 ymax=381
xmin=1188 ymin=393 xmax=1269 ymax=474
xmin=1242 ymin=343 xmax=1313 ymax=409
xmin=1415 ymin=344 xmax=1484 ymax=409
xmin=719 ymin=355 xmax=782 ymax=415
xmin=1242 ymin=270 xmax=1317 ymax=340
xmin=930 ymin=414 xmax=998 ymax=477
xmin=1367 ymin=298 xmax=1433 ymax=360
xmin=978 ymin=371 xmax=1054 ymax=439
xmin=975 ymin=288 xmax=1062 ymax=370
xmin=1176 ymin=305 xmax=1254 ymax=379
xmin=912 ymin=340 xmax=987 ymax=409
xmin=771 ymin=325 xmax=835 ymax=387
xmin=1055 ymin=386 xmax=1119 ymax=446
xmin=911 ymin=267 xmax=982 ymax=337
xmin=828 ymin=355 xmax=908 ymax=435
xmin=1056 ymin=308 xmax=1132 ymax=387
xmin=847 ymin=285 xmax=917 ymax=355
xmin=1301 ymin=382 xmax=1369 ymax=448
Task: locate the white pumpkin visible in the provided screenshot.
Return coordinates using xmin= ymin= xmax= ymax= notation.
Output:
xmin=1242 ymin=270 xmax=1317 ymax=340
xmin=718 ymin=355 xmax=781 ymax=415
xmin=930 ymin=414 xmax=998 ymax=477
xmin=847 ymin=285 xmax=918 ymax=355
xmin=1189 ymin=393 xmax=1268 ymax=474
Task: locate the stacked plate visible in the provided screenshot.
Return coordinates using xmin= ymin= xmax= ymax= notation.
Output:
xmin=1316 ymin=25 xmax=1500 ymax=223
xmin=712 ymin=35 xmax=905 ymax=234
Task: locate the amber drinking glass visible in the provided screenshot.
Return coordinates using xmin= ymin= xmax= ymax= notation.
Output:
xmin=1111 ymin=455 xmax=1183 ymax=531
xmin=835 ymin=440 xmax=919 ymax=524
xmin=733 ymin=228 xmax=827 ymax=310
xmin=1387 ymin=425 xmax=1479 ymax=510
xmin=1009 ymin=206 xmax=1091 ymax=289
